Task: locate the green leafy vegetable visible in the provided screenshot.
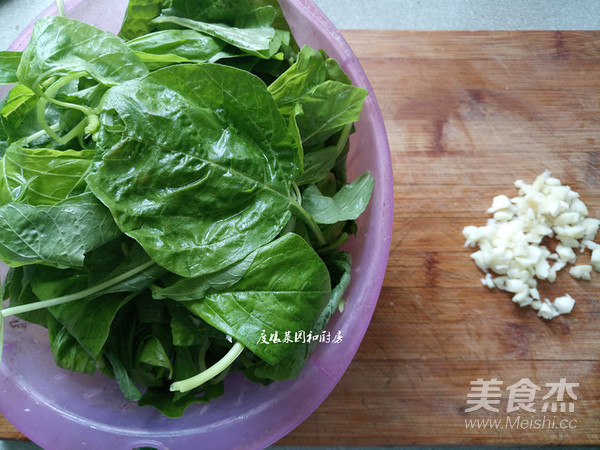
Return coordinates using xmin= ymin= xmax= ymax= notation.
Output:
xmin=0 ymin=85 xmax=37 ymax=131
xmin=302 ymin=172 xmax=375 ymax=224
xmin=47 ymin=314 xmax=98 ymax=375
xmin=0 ymin=144 xmax=93 ymax=206
xmin=127 ymin=29 xmax=229 ymax=70
xmin=17 ymin=16 xmax=148 ymax=90
xmin=0 ymin=192 xmax=121 ymax=268
xmin=86 ymin=63 xmax=305 ymax=278
xmin=0 ymin=51 xmax=21 ymax=85
xmin=119 ymin=0 xmax=164 ymax=41
xmin=182 ymin=233 xmax=331 ymax=364
xmin=246 ymin=250 xmax=351 ymax=381
xmin=0 ymin=0 xmax=374 ymax=416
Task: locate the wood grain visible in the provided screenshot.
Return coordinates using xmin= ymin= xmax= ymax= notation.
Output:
xmin=277 ymin=30 xmax=600 ymax=446
xmin=2 ymin=30 xmax=600 ymax=446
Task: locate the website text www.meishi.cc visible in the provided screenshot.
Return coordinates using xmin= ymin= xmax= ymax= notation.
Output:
xmin=465 ymin=415 xmax=577 ymax=430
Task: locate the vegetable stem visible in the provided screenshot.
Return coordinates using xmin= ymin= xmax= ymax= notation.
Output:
xmin=35 ymin=70 xmax=93 ymax=144
xmin=170 ymin=341 xmax=244 ymax=393
xmin=20 ymin=123 xmax=60 ymax=146
xmin=289 ymin=199 xmax=326 ymax=247
xmin=335 ymin=123 xmax=353 ymax=157
xmin=1 ymin=260 xmax=156 ymax=318
xmin=292 ymin=182 xmax=302 ymax=206
xmin=56 ymin=0 xmax=65 ymax=17
xmin=36 ymin=101 xmax=64 ymax=143
xmin=59 ymin=118 xmax=90 ymax=144
xmin=317 ymin=232 xmax=349 ymax=253
xmin=42 ymin=70 xmax=94 ymax=116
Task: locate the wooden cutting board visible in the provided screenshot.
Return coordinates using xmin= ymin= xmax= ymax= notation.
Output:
xmin=2 ymin=30 xmax=599 ymax=446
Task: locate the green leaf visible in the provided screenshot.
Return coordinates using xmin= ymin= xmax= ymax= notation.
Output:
xmin=317 ymin=251 xmax=352 ymax=331
xmin=21 ymin=235 xmax=164 ymax=305
xmin=302 ymin=172 xmax=374 ymax=224
xmin=185 ymin=233 xmax=331 ymax=365
xmin=136 ymin=295 xmax=170 ymax=325
xmin=139 ymin=377 xmax=224 ymax=418
xmin=0 ymin=144 xmax=93 ymax=206
xmin=0 ymin=84 xmax=72 ymax=150
xmin=4 ymin=266 xmax=48 ymax=327
xmin=127 ymin=29 xmax=227 ymax=63
xmin=28 ymin=258 xmax=142 ymax=358
xmin=246 ymin=251 xmax=351 ymax=381
xmin=131 ymin=51 xmax=192 ymax=71
xmin=152 ymin=252 xmax=256 ymax=301
xmin=0 ymin=84 xmax=37 ymax=129
xmin=47 ymin=314 xmax=97 ymax=375
xmin=268 ymin=46 xmax=366 ymax=147
xmin=139 ymin=335 xmax=173 ymax=378
xmin=296 ymin=80 xmax=368 ymax=146
xmin=0 ymin=84 xmax=50 ymax=147
xmin=106 ymin=348 xmax=143 ymax=401
xmin=50 ymin=292 xmax=134 ymax=357
xmin=0 ymin=98 xmax=8 ymax=156
xmin=295 ymin=146 xmax=337 ymax=186
xmin=104 ymin=302 xmax=143 ymax=401
xmin=170 ymin=0 xmax=274 ymax=27
xmin=119 ymin=0 xmax=164 ymax=41
xmin=153 ymin=15 xmax=282 ymax=59
xmin=322 ymin=49 xmax=352 ymax=85
xmin=87 ymin=64 xmax=299 ymax=278
xmin=83 ymin=236 xmax=167 ymax=293
xmin=268 ymin=46 xmax=327 ymax=114
xmin=0 ymin=192 xmax=121 ymax=268
xmin=0 ymin=51 xmax=22 ymax=85
xmin=17 ymin=16 xmax=148 ymax=90
xmin=167 ymin=301 xmax=223 ymax=346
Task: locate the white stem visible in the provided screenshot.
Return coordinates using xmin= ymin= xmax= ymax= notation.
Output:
xmin=56 ymin=0 xmax=65 ymax=17
xmin=20 ymin=123 xmax=60 ymax=146
xmin=170 ymin=342 xmax=244 ymax=393
xmin=1 ymin=260 xmax=155 ymax=317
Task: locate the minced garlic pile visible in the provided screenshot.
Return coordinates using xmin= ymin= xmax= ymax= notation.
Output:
xmin=463 ymin=171 xmax=600 ymax=320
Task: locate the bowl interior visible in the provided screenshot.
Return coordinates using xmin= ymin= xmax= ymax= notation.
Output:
xmin=0 ymin=1 xmax=393 ymax=449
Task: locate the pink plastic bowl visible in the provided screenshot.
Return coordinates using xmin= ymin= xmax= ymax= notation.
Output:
xmin=0 ymin=1 xmax=393 ymax=448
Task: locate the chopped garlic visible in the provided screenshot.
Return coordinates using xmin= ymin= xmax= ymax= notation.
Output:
xmin=487 ymin=195 xmax=512 ymax=213
xmin=555 ymin=244 xmax=576 ymax=264
xmin=553 ymin=294 xmax=576 ymax=314
xmin=538 ymin=300 xmax=560 ymax=320
xmin=583 ymin=240 xmax=599 ymax=251
xmin=481 ymin=273 xmax=495 ymax=288
xmin=530 ymin=300 xmax=543 ymax=311
xmin=591 ymin=248 xmax=600 ymax=272
xmin=463 ymin=171 xmax=599 ymax=320
xmin=569 ymin=264 xmax=592 ymax=280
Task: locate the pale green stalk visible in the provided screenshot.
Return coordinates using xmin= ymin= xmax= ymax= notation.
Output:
xmin=20 ymin=123 xmax=60 ymax=146
xmin=335 ymin=123 xmax=353 ymax=156
xmin=170 ymin=342 xmax=244 ymax=393
xmin=1 ymin=260 xmax=155 ymax=318
xmin=290 ymin=199 xmax=326 ymax=247
xmin=36 ymin=70 xmax=93 ymax=144
xmin=56 ymin=0 xmax=65 ymax=17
